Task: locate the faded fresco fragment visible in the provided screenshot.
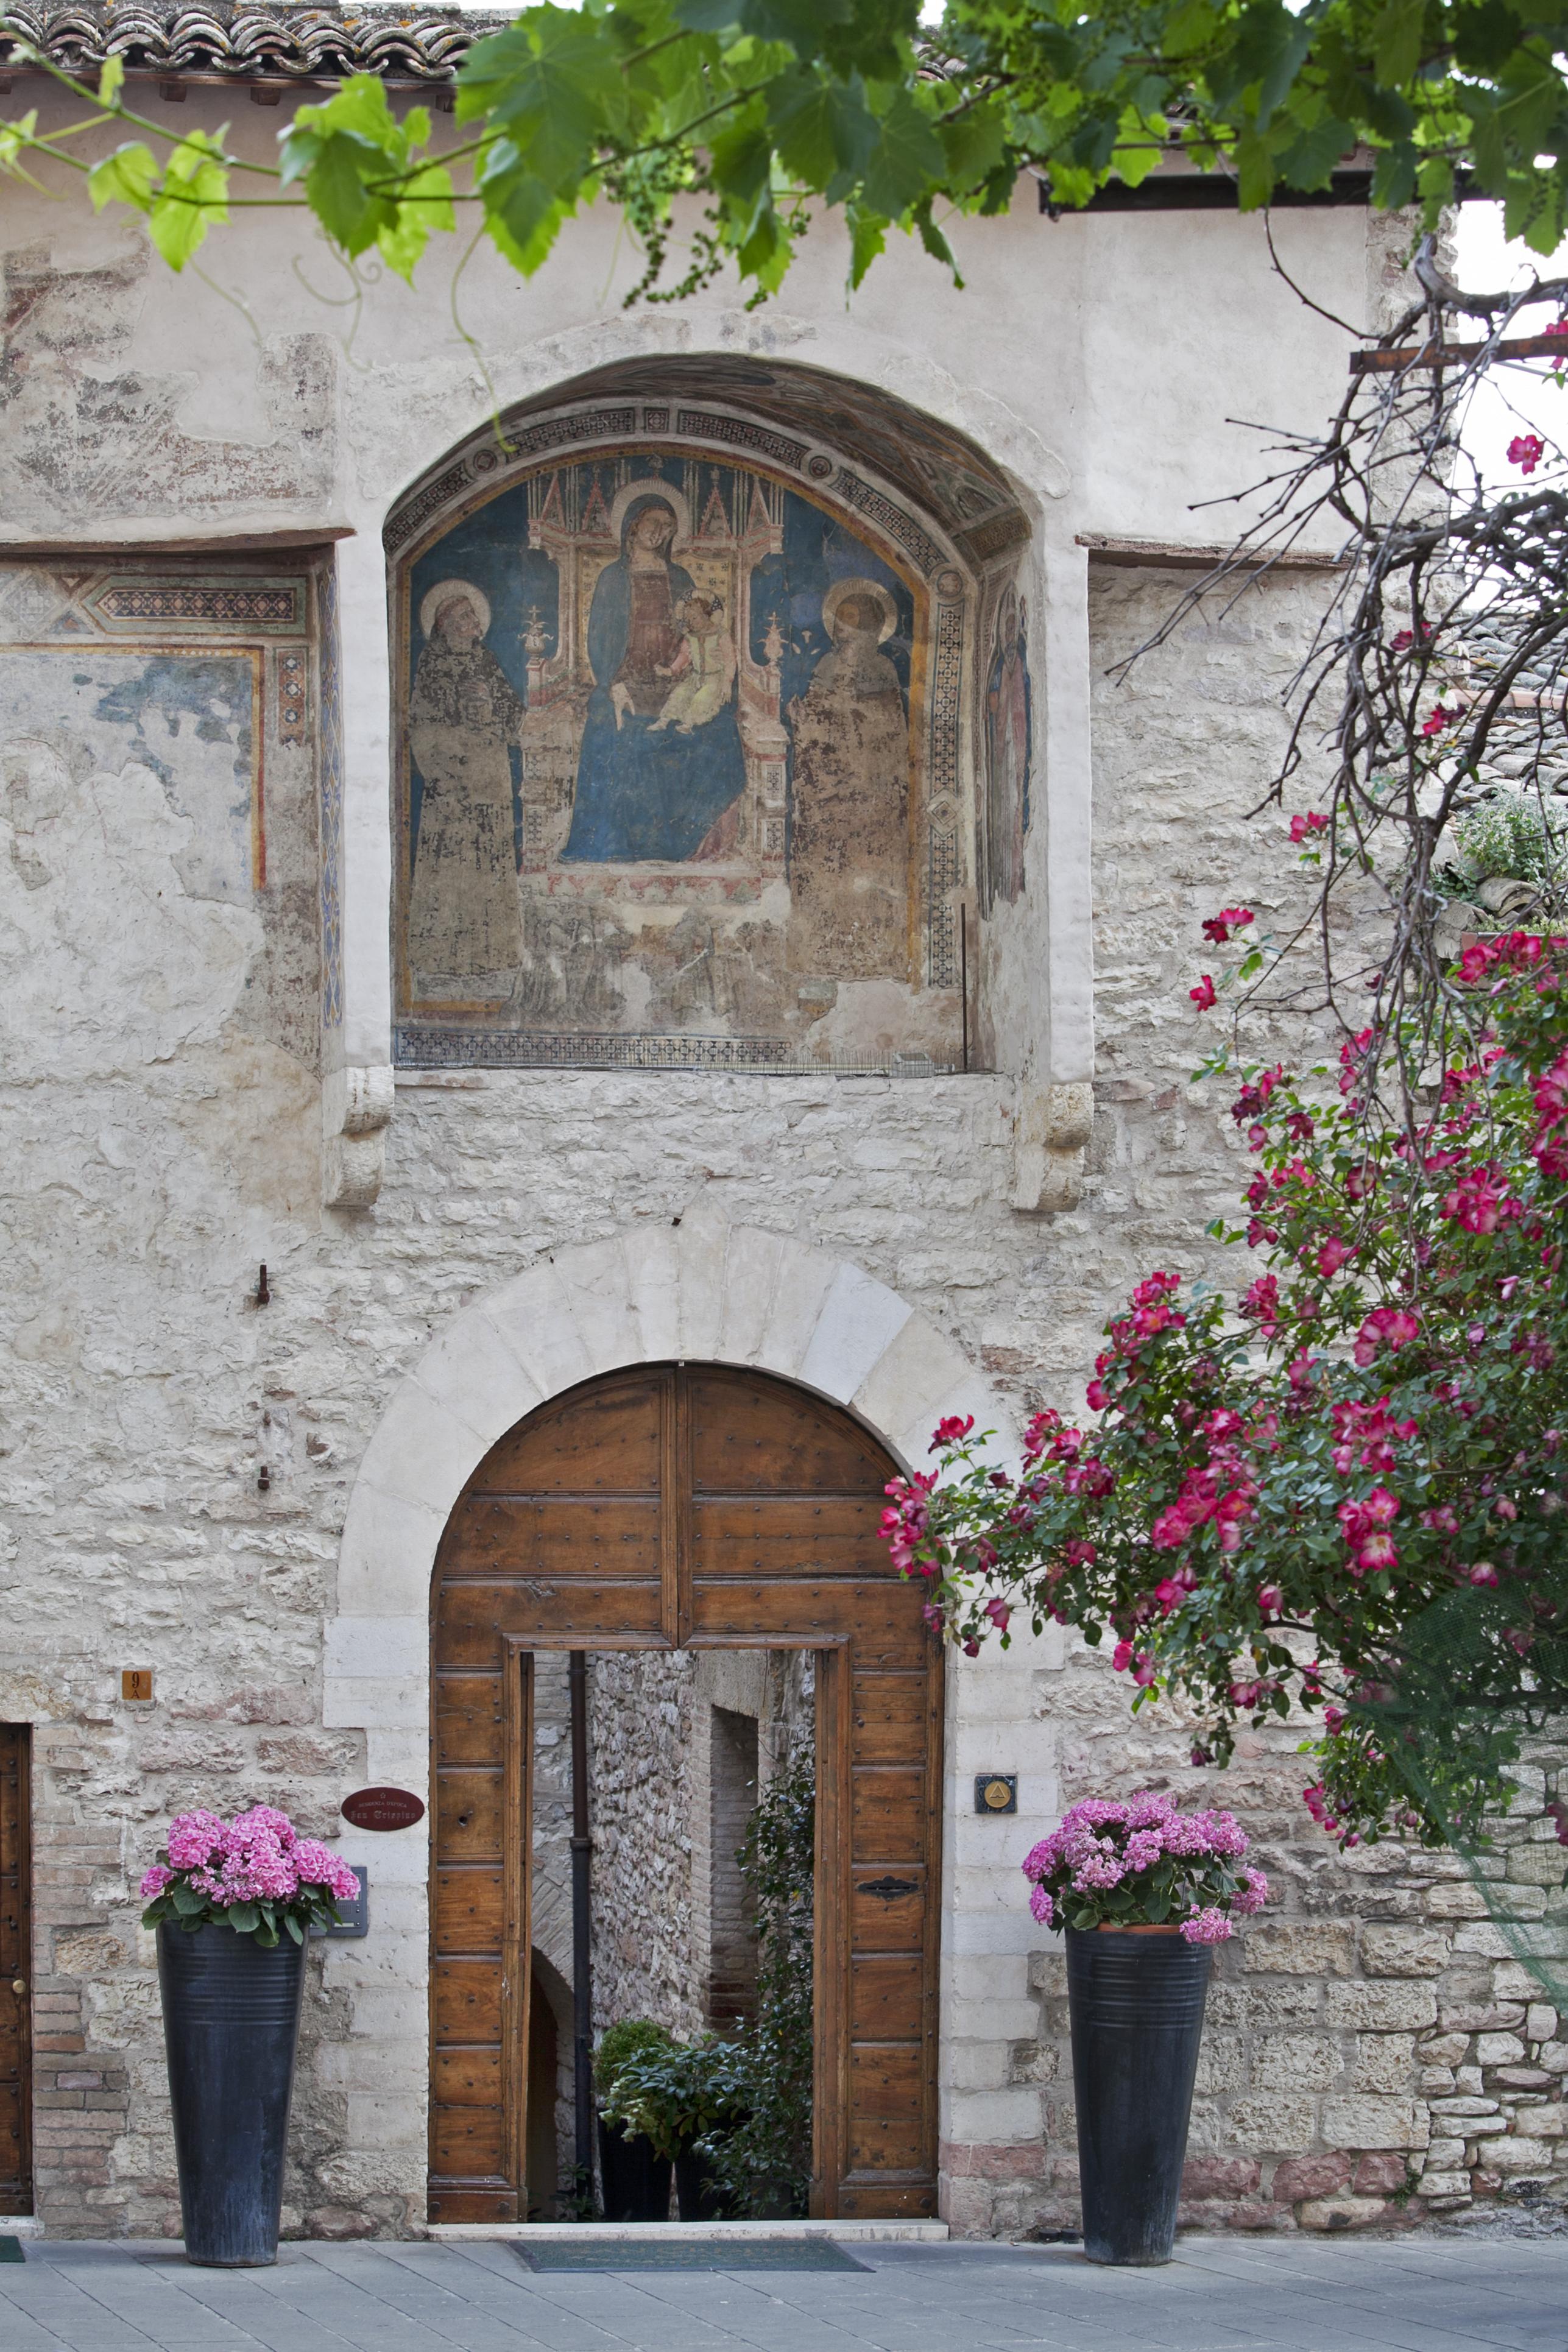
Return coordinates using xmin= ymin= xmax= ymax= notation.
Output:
xmin=398 ymin=454 xmax=942 ymax=1059
xmin=984 ymin=585 xmax=1032 ymax=910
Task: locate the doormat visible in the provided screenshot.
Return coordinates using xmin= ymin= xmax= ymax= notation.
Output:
xmin=515 ymin=2240 xmax=871 ymax=2273
xmin=0 ymin=2237 xmax=24 ymax=2262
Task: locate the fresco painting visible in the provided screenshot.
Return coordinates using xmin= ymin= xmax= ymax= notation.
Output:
xmin=984 ymin=584 xmax=1032 ymax=909
xmin=399 ymin=454 xmax=928 ymax=1048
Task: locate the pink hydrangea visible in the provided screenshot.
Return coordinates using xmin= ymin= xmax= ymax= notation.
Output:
xmin=1179 ymin=1906 xmax=1234 ymax=1943
xmin=292 ymin=1840 xmax=361 ymax=1903
xmin=1029 ymin=1882 xmax=1054 ymax=1926
xmin=166 ymin=1810 xmax=227 ymax=1870
xmin=139 ymin=1865 xmax=173 ymax=1899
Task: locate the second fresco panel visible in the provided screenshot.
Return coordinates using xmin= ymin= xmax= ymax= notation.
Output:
xmin=398 ymin=455 xmax=944 ymax=1061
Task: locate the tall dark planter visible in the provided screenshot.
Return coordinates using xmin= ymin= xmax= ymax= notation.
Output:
xmin=1066 ymin=1928 xmax=1212 ymax=2266
xmin=158 ymin=1922 xmax=306 ymax=2267
xmin=598 ymin=2116 xmax=672 ymax=2220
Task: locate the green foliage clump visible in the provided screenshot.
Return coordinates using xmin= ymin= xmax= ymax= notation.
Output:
xmin=701 ymin=1742 xmax=816 ymax=2217
xmin=1450 ymin=794 xmax=1567 ymax=893
xmin=594 ymin=2016 xmax=673 ymax=2099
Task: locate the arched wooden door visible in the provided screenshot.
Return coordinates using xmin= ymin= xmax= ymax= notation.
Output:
xmin=429 ymin=1362 xmax=942 ymax=2224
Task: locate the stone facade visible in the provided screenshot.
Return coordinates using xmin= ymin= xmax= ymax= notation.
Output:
xmin=0 ymin=18 xmax=1559 ymax=2242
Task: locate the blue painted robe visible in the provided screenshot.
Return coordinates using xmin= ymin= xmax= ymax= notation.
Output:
xmin=564 ymin=549 xmax=748 ymax=863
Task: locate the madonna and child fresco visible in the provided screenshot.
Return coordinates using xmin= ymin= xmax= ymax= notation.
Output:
xmin=397 ymin=451 xmax=1028 ymax=1061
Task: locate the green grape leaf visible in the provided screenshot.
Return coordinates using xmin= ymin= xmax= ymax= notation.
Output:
xmin=766 ymin=68 xmax=877 ymax=200
xmin=860 ymin=86 xmax=944 ymax=219
xmin=89 ymin=140 xmax=158 ymax=213
xmin=377 ymin=161 xmax=456 ymax=280
xmin=148 ymin=131 xmax=229 ymax=269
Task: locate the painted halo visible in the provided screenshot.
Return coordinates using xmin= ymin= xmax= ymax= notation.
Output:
xmin=419 ymin=579 xmax=492 ymax=641
xmin=606 ymin=478 xmax=691 ymax=551
xmin=821 ymin=576 xmax=897 ymax=643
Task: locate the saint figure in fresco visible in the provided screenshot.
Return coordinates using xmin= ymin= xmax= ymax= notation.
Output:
xmin=407 ymin=584 xmax=526 ymax=980
xmin=786 ymin=581 xmax=909 ymax=980
xmin=984 ymin=585 xmax=1031 ymax=908
xmin=563 ymin=496 xmax=748 ymax=863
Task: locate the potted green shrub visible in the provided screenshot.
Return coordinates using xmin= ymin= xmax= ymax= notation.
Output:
xmin=599 ymin=2033 xmax=741 ymax=2219
xmin=595 ymin=2019 xmax=676 ymax=2221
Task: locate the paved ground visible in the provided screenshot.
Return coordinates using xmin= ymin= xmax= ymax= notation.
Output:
xmin=2 ymin=2235 xmax=1568 ymax=2352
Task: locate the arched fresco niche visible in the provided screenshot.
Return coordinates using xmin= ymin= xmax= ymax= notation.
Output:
xmin=384 ymin=358 xmax=1033 ymax=1072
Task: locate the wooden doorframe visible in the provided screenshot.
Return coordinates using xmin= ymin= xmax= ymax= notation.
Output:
xmin=429 ymin=1362 xmax=944 ymax=2225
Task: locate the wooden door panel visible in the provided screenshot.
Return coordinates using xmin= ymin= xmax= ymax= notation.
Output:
xmin=443 ymin=1499 xmax=661 ymax=1578
xmin=433 ymin=1958 xmax=504 ymax=2041
xmin=432 ymin=1364 xmax=941 ymax=2225
xmin=436 ymin=1773 xmax=504 ymax=1860
xmin=852 ymin=1769 xmax=928 ymax=1860
xmin=849 ymin=2113 xmax=927 ymax=2170
xmin=431 ymin=2105 xmax=506 ymax=2175
xmin=467 ymin=1377 xmax=665 ymax=1493
xmin=688 ymin=1370 xmax=893 ymax=1493
xmin=850 ymin=1956 xmax=924 ymax=2038
xmin=0 ymin=1725 xmax=29 ymax=2217
xmin=438 ymin=1580 xmax=665 ymax=1660
xmin=852 ymin=1675 xmax=927 ymax=1763
xmin=434 ymin=1870 xmax=505 ymax=1951
xmin=434 ymin=1678 xmax=506 ymax=1765
xmin=433 ymin=2048 xmax=503 ymax=2107
xmin=849 ymin=2043 xmax=924 ymax=2116
xmin=850 ymin=1871 xmax=926 ymax=1951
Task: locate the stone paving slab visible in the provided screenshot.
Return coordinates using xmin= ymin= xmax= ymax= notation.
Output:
xmin=2 ymin=2237 xmax=1567 ymax=2352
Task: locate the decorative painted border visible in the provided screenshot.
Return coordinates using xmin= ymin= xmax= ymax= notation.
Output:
xmin=318 ymin=561 xmax=344 ymax=1033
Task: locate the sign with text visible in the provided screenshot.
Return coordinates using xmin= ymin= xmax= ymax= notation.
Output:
xmin=341 ymin=1786 xmax=425 ymax=1833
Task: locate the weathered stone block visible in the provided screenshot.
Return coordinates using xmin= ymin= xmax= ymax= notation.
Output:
xmin=1325 ymin=1982 xmax=1437 ymax=2032
xmin=1475 ymin=2032 xmax=1527 ymax=2065
xmin=1252 ymin=2034 xmax=1336 ymax=2093
xmin=1181 ymin=2156 xmax=1262 ymax=2200
xmin=1360 ymin=1926 xmax=1450 ymax=1977
xmin=1297 ymin=2196 xmax=1390 ymax=2230
xmin=1243 ymin=1924 xmax=1356 ymax=1977
xmin=1353 ymin=2151 xmax=1410 ymax=2194
xmin=1272 ymin=2153 xmax=1351 ymax=2202
xmin=1224 ymin=2097 xmax=1316 ymax=2153
xmin=1319 ymin=2096 xmax=1421 ymax=2150
xmin=1487 ymin=2135 xmax=1556 ymax=2174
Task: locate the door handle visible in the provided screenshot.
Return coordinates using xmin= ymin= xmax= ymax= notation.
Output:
xmin=10 ymin=1980 xmax=24 ymax=1997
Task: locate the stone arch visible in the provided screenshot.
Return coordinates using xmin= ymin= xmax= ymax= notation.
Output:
xmin=320 ymin=1206 xmax=1017 ymax=2225
xmin=331 ymin=1200 xmax=1008 ymax=1655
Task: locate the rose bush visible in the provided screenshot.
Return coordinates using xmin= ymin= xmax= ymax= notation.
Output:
xmin=883 ymin=920 xmax=1568 ymax=1852
xmin=140 ymin=1806 xmax=361 ymax=1946
xmin=1022 ymin=1793 xmax=1268 ymax=1941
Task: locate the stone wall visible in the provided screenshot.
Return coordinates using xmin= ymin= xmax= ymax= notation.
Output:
xmin=5 ymin=484 xmax=1561 ymax=2242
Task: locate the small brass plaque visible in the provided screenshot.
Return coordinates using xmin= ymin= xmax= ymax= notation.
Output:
xmin=121 ymin=1669 xmax=154 ymax=1704
xmin=975 ymin=1773 xmax=1017 ymax=1815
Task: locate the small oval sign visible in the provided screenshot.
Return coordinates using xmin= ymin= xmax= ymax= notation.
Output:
xmin=341 ymin=1785 xmax=425 ymax=1833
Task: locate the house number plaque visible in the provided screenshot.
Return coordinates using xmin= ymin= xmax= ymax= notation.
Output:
xmin=341 ymin=1786 xmax=425 ymax=1832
